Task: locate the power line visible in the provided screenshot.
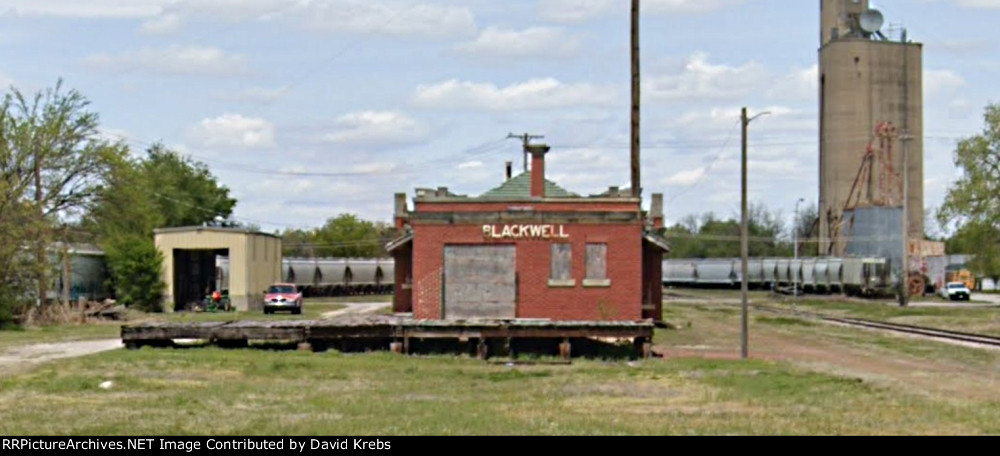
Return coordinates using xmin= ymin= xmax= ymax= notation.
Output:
xmin=667 ymin=118 xmax=742 ymax=206
xmin=150 ymin=191 xmax=314 ymax=231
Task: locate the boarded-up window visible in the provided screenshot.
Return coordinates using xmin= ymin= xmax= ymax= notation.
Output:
xmin=444 ymin=245 xmax=516 ymax=319
xmin=586 ymin=244 xmax=607 ymax=280
xmin=550 ymin=244 xmax=572 ymax=280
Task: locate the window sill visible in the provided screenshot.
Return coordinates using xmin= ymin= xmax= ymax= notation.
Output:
xmin=401 ymin=283 xmax=412 ymax=290
xmin=548 ymin=279 xmax=577 ymax=288
xmin=583 ymin=279 xmax=611 ymax=288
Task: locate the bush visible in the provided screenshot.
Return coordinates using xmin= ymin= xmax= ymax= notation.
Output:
xmin=102 ymin=236 xmax=165 ymax=312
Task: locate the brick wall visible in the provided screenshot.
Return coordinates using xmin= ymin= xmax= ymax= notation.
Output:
xmin=411 ymin=222 xmax=643 ymax=321
xmin=392 ymin=247 xmax=412 ymax=313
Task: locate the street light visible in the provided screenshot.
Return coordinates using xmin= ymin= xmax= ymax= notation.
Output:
xmin=741 ymin=107 xmax=770 ymax=361
xmin=793 ymin=198 xmax=805 ymax=300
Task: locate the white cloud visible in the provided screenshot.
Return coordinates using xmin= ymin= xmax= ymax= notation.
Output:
xmin=646 ymin=53 xmax=767 ymax=102
xmin=294 ymin=1 xmax=475 ymax=39
xmin=662 ymin=168 xmax=707 ymax=186
xmin=414 ymin=78 xmax=620 ymax=111
xmin=162 ymin=0 xmax=293 ymax=22
xmin=189 ymin=114 xmax=276 ymax=149
xmin=349 ymin=162 xmax=398 ymax=175
xmin=0 ymin=0 xmax=169 ymax=18
xmin=946 ymin=0 xmax=1000 ymax=8
xmin=538 ymin=0 xmax=746 ymax=23
xmin=215 ymin=86 xmax=290 ymax=103
xmin=933 ymin=39 xmax=996 ymax=55
xmin=457 ymin=161 xmax=483 ymax=169
xmin=144 ymin=0 xmax=475 ymax=39
xmin=84 ymin=45 xmax=247 ymax=76
xmin=456 ymin=26 xmax=580 ymax=58
xmin=767 ymin=64 xmax=818 ymax=102
xmin=321 ymin=111 xmax=429 ymax=148
xmin=11 ymin=0 xmax=475 ymax=40
xmin=140 ymin=13 xmax=181 ymax=34
xmin=925 ymin=69 xmax=966 ymax=97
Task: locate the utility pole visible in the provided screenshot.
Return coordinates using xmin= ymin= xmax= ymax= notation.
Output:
xmin=507 ymin=133 xmax=544 ymax=173
xmin=900 ymin=132 xmax=912 ymax=307
xmin=630 ymin=0 xmax=641 ymax=198
xmin=741 ymin=108 xmax=749 ymax=360
xmin=793 ymin=198 xmax=805 ymax=301
xmin=900 ymin=30 xmax=912 ymax=307
xmin=740 ymin=107 xmax=770 ymax=360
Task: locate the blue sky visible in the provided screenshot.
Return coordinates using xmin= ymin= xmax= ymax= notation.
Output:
xmin=1 ymin=0 xmax=997 ymax=235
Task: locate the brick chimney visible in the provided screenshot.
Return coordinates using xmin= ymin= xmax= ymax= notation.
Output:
xmin=650 ymin=193 xmax=664 ymax=229
xmin=394 ymin=193 xmax=408 ymax=230
xmin=527 ymin=144 xmax=550 ymax=198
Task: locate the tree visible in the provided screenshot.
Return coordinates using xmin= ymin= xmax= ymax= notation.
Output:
xmin=142 ymin=144 xmax=236 ymax=227
xmin=1 ymin=80 xmax=119 ymax=312
xmin=939 ymin=104 xmax=1000 ymax=279
xmin=0 ymin=182 xmax=39 ymax=326
xmin=662 ymin=203 xmax=794 ymax=258
xmin=86 ymin=144 xmax=236 ymax=311
xmin=313 ymin=214 xmax=383 ymax=258
xmin=945 ymin=222 xmax=1000 ymax=281
xmin=87 ymin=153 xmax=164 ymax=311
xmin=282 ymin=215 xmax=396 ymax=258
xmin=793 ymin=202 xmax=819 ymax=257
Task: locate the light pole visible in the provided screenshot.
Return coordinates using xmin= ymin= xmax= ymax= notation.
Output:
xmin=741 ymin=107 xmax=770 ymax=360
xmin=793 ymin=198 xmax=805 ymax=300
xmin=900 ymin=132 xmax=913 ymax=307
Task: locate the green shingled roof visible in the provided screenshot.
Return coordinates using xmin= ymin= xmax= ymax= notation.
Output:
xmin=480 ymin=172 xmax=578 ymax=199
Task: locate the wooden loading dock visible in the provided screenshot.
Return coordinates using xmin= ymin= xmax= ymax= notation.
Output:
xmin=120 ymin=315 xmax=654 ymax=360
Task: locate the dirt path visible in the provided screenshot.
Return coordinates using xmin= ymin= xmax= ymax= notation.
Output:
xmin=0 ymin=339 xmax=122 ymax=375
xmin=321 ymin=302 xmax=390 ymax=319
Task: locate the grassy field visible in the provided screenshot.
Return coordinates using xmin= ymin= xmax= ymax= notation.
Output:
xmin=5 ymin=290 xmax=1000 ymax=434
xmin=0 ymin=297 xmax=386 ymax=348
xmin=0 ymin=323 xmax=122 ymax=347
xmin=3 ymin=345 xmax=1000 ymax=435
xmin=666 ymin=288 xmax=1000 ymax=336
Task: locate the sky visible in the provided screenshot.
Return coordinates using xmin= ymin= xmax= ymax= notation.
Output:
xmin=1 ymin=0 xmax=998 ymax=235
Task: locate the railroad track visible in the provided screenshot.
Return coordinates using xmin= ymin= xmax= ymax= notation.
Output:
xmin=750 ymin=303 xmax=1000 ymax=348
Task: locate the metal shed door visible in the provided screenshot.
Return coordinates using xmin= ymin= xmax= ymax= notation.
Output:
xmin=443 ymin=245 xmax=516 ymax=320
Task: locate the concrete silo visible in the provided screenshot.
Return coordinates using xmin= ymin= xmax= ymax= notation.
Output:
xmin=818 ymin=0 xmax=924 ymax=281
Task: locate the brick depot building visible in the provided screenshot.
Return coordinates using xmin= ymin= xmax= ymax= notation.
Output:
xmin=388 ymin=144 xmax=669 ymax=322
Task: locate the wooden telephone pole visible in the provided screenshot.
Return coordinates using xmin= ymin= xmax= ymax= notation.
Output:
xmin=507 ymin=133 xmax=544 ymax=172
xmin=630 ymin=0 xmax=641 ymax=198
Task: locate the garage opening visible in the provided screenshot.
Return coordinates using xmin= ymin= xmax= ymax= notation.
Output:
xmin=443 ymin=245 xmax=516 ymax=320
xmin=172 ymin=249 xmax=228 ymax=311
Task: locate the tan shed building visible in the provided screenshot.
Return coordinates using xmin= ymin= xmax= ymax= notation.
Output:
xmin=154 ymin=226 xmax=282 ymax=312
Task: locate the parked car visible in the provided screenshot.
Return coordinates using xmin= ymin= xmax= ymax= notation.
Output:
xmin=264 ymin=283 xmax=303 ymax=314
xmin=940 ymin=281 xmax=971 ymax=301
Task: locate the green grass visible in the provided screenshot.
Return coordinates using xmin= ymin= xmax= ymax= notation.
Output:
xmin=0 ymin=323 xmax=122 ymax=348
xmin=2 ymin=348 xmax=1000 ymax=435
xmin=754 ymin=316 xmax=816 ymax=327
xmin=5 ymin=292 xmax=1000 ymax=435
xmin=671 ymin=288 xmax=1000 ymax=336
xmin=765 ymin=297 xmax=1000 ymax=336
xmin=667 ymin=297 xmax=1000 ymax=364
